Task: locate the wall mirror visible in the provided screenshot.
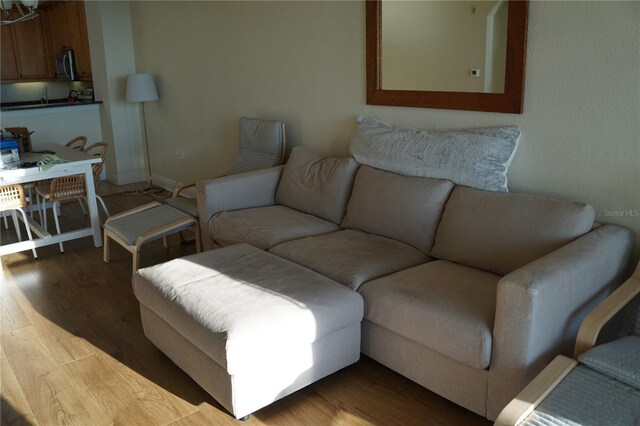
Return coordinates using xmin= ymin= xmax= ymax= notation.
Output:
xmin=366 ymin=0 xmax=528 ymax=113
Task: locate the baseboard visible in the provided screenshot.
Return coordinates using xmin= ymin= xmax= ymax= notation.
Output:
xmin=151 ymin=173 xmax=183 ymax=192
xmin=111 ymin=170 xmax=146 ymax=186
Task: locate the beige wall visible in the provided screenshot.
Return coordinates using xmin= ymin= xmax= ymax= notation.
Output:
xmin=130 ymin=1 xmax=640 ymax=257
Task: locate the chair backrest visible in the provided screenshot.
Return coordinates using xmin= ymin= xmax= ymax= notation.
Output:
xmin=5 ymin=127 xmax=32 ymax=153
xmin=84 ymin=142 xmax=109 ymax=159
xmin=0 ymin=184 xmax=27 ymax=212
xmin=65 ymin=136 xmax=88 ymax=151
xmin=92 ymin=161 xmax=104 ymax=186
xmin=49 ymin=175 xmax=86 ymax=201
xmin=228 ymin=117 xmax=286 ymax=175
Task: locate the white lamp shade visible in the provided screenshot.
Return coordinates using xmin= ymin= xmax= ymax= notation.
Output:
xmin=21 ymin=0 xmax=38 ymax=8
xmin=125 ymin=73 xmax=159 ymax=103
xmin=1 ymin=0 xmax=14 ymax=11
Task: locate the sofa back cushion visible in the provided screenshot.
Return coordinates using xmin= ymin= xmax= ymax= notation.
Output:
xmin=275 ymin=147 xmax=359 ymax=224
xmin=342 ymin=165 xmax=455 ymax=253
xmin=431 ymin=186 xmax=596 ymax=276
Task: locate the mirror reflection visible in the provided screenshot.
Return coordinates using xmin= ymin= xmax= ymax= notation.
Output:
xmin=381 ymin=0 xmax=508 ymax=93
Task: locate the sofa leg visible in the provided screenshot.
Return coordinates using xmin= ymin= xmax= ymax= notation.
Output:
xmin=238 ymin=415 xmax=250 ymax=421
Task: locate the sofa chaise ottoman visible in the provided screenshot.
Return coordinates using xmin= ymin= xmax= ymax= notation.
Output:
xmin=132 ymin=243 xmax=364 ymax=420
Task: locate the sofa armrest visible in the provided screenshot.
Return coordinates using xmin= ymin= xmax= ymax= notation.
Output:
xmin=486 ymin=224 xmax=634 ymax=419
xmin=196 ymin=166 xmax=284 ymax=248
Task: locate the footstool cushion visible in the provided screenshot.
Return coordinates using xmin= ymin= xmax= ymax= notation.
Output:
xmin=132 ymin=243 xmax=364 ymax=419
xmin=103 ymin=202 xmax=201 ymax=273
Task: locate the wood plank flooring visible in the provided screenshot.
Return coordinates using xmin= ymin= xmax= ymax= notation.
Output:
xmin=0 ymin=186 xmax=491 ymax=426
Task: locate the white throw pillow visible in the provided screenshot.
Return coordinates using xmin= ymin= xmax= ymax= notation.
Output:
xmin=350 ymin=115 xmax=520 ymax=192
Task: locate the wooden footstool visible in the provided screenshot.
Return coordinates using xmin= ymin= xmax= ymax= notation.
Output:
xmin=103 ymin=202 xmax=201 ymax=273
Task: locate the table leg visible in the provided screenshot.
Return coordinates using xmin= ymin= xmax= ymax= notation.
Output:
xmin=83 ymin=163 xmax=103 ymax=247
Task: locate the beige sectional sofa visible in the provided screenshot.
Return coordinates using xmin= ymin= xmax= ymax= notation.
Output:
xmin=195 ymin=145 xmax=633 ymax=420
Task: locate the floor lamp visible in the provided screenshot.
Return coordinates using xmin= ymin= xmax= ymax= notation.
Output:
xmin=125 ymin=73 xmax=163 ymax=194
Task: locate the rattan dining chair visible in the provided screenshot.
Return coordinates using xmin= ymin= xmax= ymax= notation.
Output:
xmin=0 ymin=184 xmax=37 ymax=258
xmin=34 ymin=175 xmax=88 ymax=253
xmin=65 ymin=136 xmax=88 ymax=151
xmin=84 ymin=142 xmax=109 ymax=159
xmin=78 ymin=141 xmax=110 ymax=217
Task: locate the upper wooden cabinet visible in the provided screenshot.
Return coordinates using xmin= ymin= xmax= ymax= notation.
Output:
xmin=1 ymin=26 xmax=19 ymax=81
xmin=11 ymin=11 xmax=53 ymax=80
xmin=0 ymin=11 xmax=53 ymax=81
xmin=0 ymin=0 xmax=92 ymax=82
xmin=41 ymin=1 xmax=92 ymax=80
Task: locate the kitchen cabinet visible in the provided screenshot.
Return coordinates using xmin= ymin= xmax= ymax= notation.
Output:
xmin=0 ymin=0 xmax=92 ymax=83
xmin=10 ymin=11 xmax=53 ymax=80
xmin=0 ymin=12 xmax=52 ymax=81
xmin=1 ymin=26 xmax=19 ymax=81
xmin=41 ymin=1 xmax=92 ymax=80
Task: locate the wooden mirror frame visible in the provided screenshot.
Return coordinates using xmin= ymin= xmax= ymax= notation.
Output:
xmin=366 ymin=0 xmax=529 ymax=113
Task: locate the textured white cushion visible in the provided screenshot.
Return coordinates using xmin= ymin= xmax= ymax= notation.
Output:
xmin=350 ymin=115 xmax=520 ymax=192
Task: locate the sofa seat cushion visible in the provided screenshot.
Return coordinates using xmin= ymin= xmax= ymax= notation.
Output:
xmin=210 ymin=205 xmax=340 ymax=250
xmin=432 ymin=186 xmax=595 ymax=276
xmin=269 ymin=229 xmax=430 ymax=291
xmin=358 ymin=260 xmax=500 ymax=370
xmin=342 ymin=165 xmax=454 ymax=253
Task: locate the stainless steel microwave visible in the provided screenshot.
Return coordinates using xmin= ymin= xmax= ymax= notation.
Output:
xmin=55 ymin=49 xmax=77 ymax=81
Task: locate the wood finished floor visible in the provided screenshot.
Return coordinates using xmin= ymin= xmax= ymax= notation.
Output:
xmin=0 ymin=186 xmax=491 ymax=426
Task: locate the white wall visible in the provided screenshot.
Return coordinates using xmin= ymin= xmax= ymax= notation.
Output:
xmin=130 ymin=1 xmax=640 ymax=258
xmin=85 ymin=1 xmax=145 ymax=185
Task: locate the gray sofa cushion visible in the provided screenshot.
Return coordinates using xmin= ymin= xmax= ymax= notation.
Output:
xmin=275 ymin=147 xmax=359 ymax=224
xmin=269 ymin=229 xmax=429 ymax=291
xmin=359 ymin=260 xmax=499 ymax=370
xmin=578 ymin=335 xmax=640 ymax=389
xmin=342 ymin=166 xmax=454 ymax=254
xmin=210 ymin=205 xmax=339 ymax=250
xmin=432 ymin=186 xmax=596 ymax=276
xmin=350 ymin=115 xmax=520 ymax=192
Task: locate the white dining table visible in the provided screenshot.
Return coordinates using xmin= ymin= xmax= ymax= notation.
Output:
xmin=0 ymin=142 xmax=103 ymax=256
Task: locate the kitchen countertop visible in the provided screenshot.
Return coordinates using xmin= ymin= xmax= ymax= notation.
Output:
xmin=1 ymin=99 xmax=103 ymax=112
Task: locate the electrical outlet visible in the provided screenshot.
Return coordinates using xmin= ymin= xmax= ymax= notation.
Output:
xmin=178 ymin=151 xmax=185 ymax=162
